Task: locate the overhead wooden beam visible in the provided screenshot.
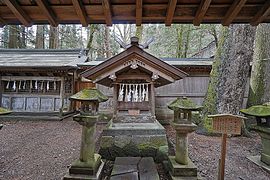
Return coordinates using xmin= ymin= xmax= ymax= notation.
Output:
xmin=71 ymin=0 xmax=88 ymax=27
xmin=221 ymin=0 xmax=247 ymax=26
xmin=165 ymin=0 xmax=177 ymax=26
xmin=35 ymin=0 xmax=58 ymax=27
xmin=102 ymin=0 xmax=113 ymax=26
xmin=250 ymin=1 xmax=270 ymax=26
xmin=136 ymin=0 xmax=143 ymax=26
xmin=193 ymin=0 xmax=212 ymax=26
xmin=3 ymin=0 xmax=31 ymax=26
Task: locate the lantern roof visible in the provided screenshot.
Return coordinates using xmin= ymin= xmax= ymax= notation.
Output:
xmin=168 ymin=97 xmax=203 ymax=111
xmin=69 ymin=88 xmax=108 ymax=102
xmin=240 ymin=103 xmax=270 ymax=117
xmin=0 ymin=107 xmax=12 ymax=115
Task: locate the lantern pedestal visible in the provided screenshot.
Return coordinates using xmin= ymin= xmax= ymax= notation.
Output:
xmin=247 ymin=125 xmax=270 ymax=173
xmin=167 ymin=123 xmax=200 ymax=180
xmin=64 ymin=115 xmax=104 ymax=180
xmin=240 ymin=104 xmax=270 ymax=172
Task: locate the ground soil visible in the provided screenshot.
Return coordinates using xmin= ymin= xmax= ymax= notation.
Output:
xmin=0 ymin=118 xmax=269 ymax=180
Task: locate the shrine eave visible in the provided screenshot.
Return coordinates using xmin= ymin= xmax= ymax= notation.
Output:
xmin=0 ymin=0 xmax=269 ymax=27
xmin=80 ymin=44 xmax=188 ymax=87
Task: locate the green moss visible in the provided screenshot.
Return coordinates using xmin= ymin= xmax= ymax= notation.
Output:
xmin=203 ymin=117 xmax=213 ymax=133
xmin=70 ymin=88 xmax=108 ymax=102
xmin=247 ymin=24 xmax=269 ymax=107
xmin=138 ymin=142 xmax=158 ymax=150
xmin=202 ymin=26 xmax=229 ymax=133
xmin=168 ymin=97 xmax=203 ymax=111
xmin=240 ymin=104 xmax=270 ymax=117
xmin=0 ymin=107 xmax=12 ymax=115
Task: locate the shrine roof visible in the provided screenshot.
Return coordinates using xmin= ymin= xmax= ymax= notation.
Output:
xmin=78 ymin=58 xmax=213 ymax=67
xmin=0 ymin=49 xmax=88 ymax=69
xmin=81 ymin=37 xmax=189 ymax=87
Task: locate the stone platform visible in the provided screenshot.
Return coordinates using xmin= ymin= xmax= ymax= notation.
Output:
xmin=247 ymin=155 xmax=270 ymax=173
xmin=110 ymin=157 xmax=159 ymax=180
xmin=99 ymin=116 xmax=168 ymax=162
xmin=63 ymin=160 xmax=105 ymax=180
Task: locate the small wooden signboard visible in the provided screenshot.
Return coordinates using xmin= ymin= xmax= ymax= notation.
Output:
xmin=211 ymin=114 xmax=244 ymax=135
xmin=208 ymin=114 xmax=247 ymax=180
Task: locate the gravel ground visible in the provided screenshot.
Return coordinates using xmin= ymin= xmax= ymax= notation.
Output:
xmin=0 ymin=119 xmax=269 ymax=180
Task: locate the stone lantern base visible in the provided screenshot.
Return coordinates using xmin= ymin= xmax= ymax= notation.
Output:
xmin=167 ymin=156 xmax=199 ymax=180
xmin=64 ymin=154 xmax=105 ymax=180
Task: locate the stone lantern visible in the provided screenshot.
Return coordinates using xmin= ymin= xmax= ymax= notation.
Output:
xmin=240 ymin=103 xmax=270 ymax=169
xmin=64 ymin=88 xmax=108 ymax=180
xmin=167 ymin=97 xmax=202 ymax=179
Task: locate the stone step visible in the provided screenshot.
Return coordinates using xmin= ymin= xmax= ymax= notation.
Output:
xmin=110 ymin=157 xmax=160 ymax=180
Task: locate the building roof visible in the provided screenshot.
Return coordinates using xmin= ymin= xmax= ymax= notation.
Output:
xmin=78 ymin=57 xmax=213 ymax=67
xmin=0 ymin=49 xmax=88 ymax=69
xmin=81 ymin=37 xmax=188 ymax=87
xmin=0 ymin=0 xmax=269 ymax=27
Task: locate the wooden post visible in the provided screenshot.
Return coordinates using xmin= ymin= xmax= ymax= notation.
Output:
xmin=150 ymin=82 xmax=155 ymax=116
xmin=113 ymin=84 xmax=118 ymax=116
xmin=59 ymin=77 xmax=65 ymax=115
xmin=0 ymin=75 xmax=2 ymax=107
xmin=219 ymin=133 xmax=227 ymax=180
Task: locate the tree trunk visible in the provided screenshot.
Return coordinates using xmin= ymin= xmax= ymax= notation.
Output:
xmin=19 ymin=26 xmax=26 ymax=48
xmin=86 ymin=24 xmax=98 ymax=57
xmin=104 ymin=25 xmax=111 ymax=58
xmin=35 ymin=25 xmax=45 ymax=49
xmin=247 ymin=24 xmax=270 ymax=106
xmin=216 ymin=24 xmax=256 ymax=114
xmin=8 ymin=25 xmax=19 ymax=48
xmin=135 ymin=26 xmax=143 ymax=42
xmin=176 ymin=25 xmax=183 ymax=58
xmin=49 ymin=26 xmax=59 ymax=49
xmin=183 ymin=25 xmax=191 ymax=58
xmin=203 ymin=24 xmax=256 ymax=133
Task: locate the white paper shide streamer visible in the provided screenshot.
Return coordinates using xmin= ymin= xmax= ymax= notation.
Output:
xmin=118 ymin=83 xmax=149 ymax=102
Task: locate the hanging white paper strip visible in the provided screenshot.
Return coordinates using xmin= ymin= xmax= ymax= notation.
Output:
xmin=34 ymin=80 xmax=37 ymax=89
xmin=47 ymin=81 xmax=49 ymax=91
xmin=13 ymin=81 xmax=16 ymax=90
xmin=18 ymin=81 xmax=21 ymax=90
xmin=6 ymin=81 xmax=10 ymax=89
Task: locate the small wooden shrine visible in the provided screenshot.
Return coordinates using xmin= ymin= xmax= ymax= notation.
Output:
xmin=81 ymin=37 xmax=188 ymax=161
xmin=0 ymin=49 xmax=89 ymax=117
xmin=82 ymin=37 xmax=187 ymax=118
